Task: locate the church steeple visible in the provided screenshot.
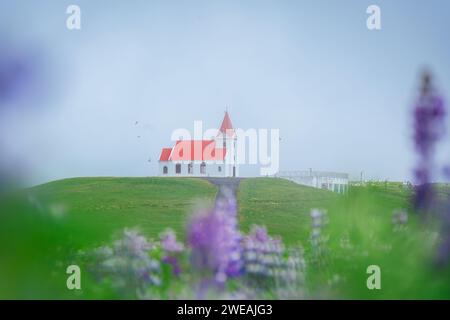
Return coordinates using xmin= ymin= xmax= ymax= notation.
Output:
xmin=216 ymin=110 xmax=238 ymax=177
xmin=219 ymin=111 xmax=234 ymax=137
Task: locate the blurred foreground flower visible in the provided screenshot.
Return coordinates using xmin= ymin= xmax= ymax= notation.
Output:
xmin=0 ymin=46 xmax=34 ymax=105
xmin=0 ymin=39 xmax=51 ymax=110
xmin=412 ymin=71 xmax=446 ymax=212
xmin=187 ymin=193 xmax=242 ymax=289
xmin=411 ymin=71 xmax=450 ymax=266
xmin=87 ymin=229 xmax=161 ymax=298
xmin=242 ymin=225 xmax=283 ymax=277
xmin=310 ymin=208 xmax=328 ymax=264
xmin=241 ymin=225 xmax=306 ymax=298
xmin=160 ymin=229 xmax=183 ymax=276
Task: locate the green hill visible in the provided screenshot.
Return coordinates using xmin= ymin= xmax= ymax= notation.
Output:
xmin=26 ymin=177 xmax=434 ymax=246
xmin=3 ymin=177 xmax=449 ymax=299
xmin=1 ymin=176 xmax=338 ymax=298
xmin=28 ymin=177 xmax=216 ymax=242
xmin=238 ymin=178 xmax=338 ymax=245
xmin=23 ymin=176 xmax=338 ymax=246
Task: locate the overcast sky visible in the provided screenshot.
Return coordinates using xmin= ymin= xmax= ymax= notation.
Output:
xmin=1 ymin=0 xmax=450 ymax=186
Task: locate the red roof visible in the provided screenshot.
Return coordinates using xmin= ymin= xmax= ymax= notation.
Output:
xmin=159 ymin=140 xmax=226 ymax=162
xmin=159 ymin=112 xmax=235 ymax=162
xmin=159 ymin=148 xmax=172 ymax=161
xmin=219 ymin=111 xmax=235 ymax=137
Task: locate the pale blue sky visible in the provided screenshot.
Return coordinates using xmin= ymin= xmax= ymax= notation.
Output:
xmin=1 ymin=0 xmax=450 ymax=185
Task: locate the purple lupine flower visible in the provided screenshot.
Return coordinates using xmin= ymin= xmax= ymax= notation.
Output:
xmin=309 ymin=209 xmax=328 ymax=266
xmin=310 ymin=209 xmax=327 ymax=243
xmin=241 ymin=225 xmax=306 ymax=298
xmin=188 ymin=210 xmax=242 ymax=281
xmin=88 ymin=229 xmax=161 ymax=298
xmin=242 ymin=225 xmax=284 ymax=277
xmin=116 ymin=229 xmax=153 ymax=257
xmin=252 ymin=225 xmax=270 ymax=242
xmin=0 ymin=40 xmax=49 ymax=109
xmin=0 ymin=46 xmax=33 ymax=104
xmin=160 ymin=229 xmax=184 ymax=276
xmin=187 ymin=190 xmax=242 ymax=284
xmin=160 ymin=229 xmax=184 ymax=253
xmin=412 ymin=71 xmax=446 ymax=212
xmin=411 ymin=72 xmax=450 ymax=266
xmin=162 ymin=255 xmax=182 ymax=276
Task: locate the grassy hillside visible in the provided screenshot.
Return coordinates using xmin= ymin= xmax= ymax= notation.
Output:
xmin=237 ymin=179 xmax=450 ymax=299
xmin=2 ymin=177 xmax=449 ymax=299
xmin=237 ymin=178 xmax=339 ymax=245
xmin=27 ymin=177 xmax=448 ymax=249
xmin=29 ymin=177 xmax=216 ymax=243
xmin=27 ymin=176 xmax=337 ymax=247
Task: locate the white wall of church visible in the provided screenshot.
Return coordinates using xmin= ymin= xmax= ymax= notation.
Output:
xmin=158 ymin=161 xmax=236 ymax=177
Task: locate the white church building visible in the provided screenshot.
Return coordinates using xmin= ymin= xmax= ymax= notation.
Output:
xmin=158 ymin=112 xmax=238 ymax=177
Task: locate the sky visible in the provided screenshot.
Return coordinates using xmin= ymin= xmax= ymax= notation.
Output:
xmin=1 ymin=0 xmax=450 ymax=186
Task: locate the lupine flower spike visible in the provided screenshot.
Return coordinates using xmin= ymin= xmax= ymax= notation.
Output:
xmin=412 ymin=71 xmax=446 ymax=213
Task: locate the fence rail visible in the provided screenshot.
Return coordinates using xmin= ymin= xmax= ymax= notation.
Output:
xmin=276 ymin=171 xmax=349 ymax=179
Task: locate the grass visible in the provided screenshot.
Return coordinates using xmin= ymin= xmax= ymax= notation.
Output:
xmin=0 ymin=177 xmax=216 ymax=298
xmin=1 ymin=176 xmax=449 ymax=299
xmin=237 ymin=178 xmax=338 ymax=246
xmin=27 ymin=176 xmax=339 ymax=247
xmin=25 ymin=177 xmax=425 ymax=247
xmin=28 ymin=177 xmax=216 ymax=243
xmin=314 ymin=183 xmax=450 ymax=299
xmin=238 ymin=179 xmax=450 ymax=299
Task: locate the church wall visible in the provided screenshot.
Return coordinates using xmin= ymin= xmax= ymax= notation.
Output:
xmin=158 ymin=161 xmax=231 ymax=177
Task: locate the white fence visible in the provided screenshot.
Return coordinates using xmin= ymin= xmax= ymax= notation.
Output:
xmin=276 ymin=170 xmax=349 ymax=194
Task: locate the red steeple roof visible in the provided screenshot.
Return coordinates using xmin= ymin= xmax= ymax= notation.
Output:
xmin=219 ymin=111 xmax=235 ymax=137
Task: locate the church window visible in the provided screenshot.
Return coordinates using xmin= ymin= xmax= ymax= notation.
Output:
xmin=200 ymin=162 xmax=206 ymax=174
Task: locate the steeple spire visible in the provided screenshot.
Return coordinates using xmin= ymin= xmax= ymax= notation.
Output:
xmin=219 ymin=110 xmax=234 ymax=136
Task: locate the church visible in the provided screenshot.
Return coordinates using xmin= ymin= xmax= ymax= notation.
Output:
xmin=158 ymin=112 xmax=238 ymax=177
